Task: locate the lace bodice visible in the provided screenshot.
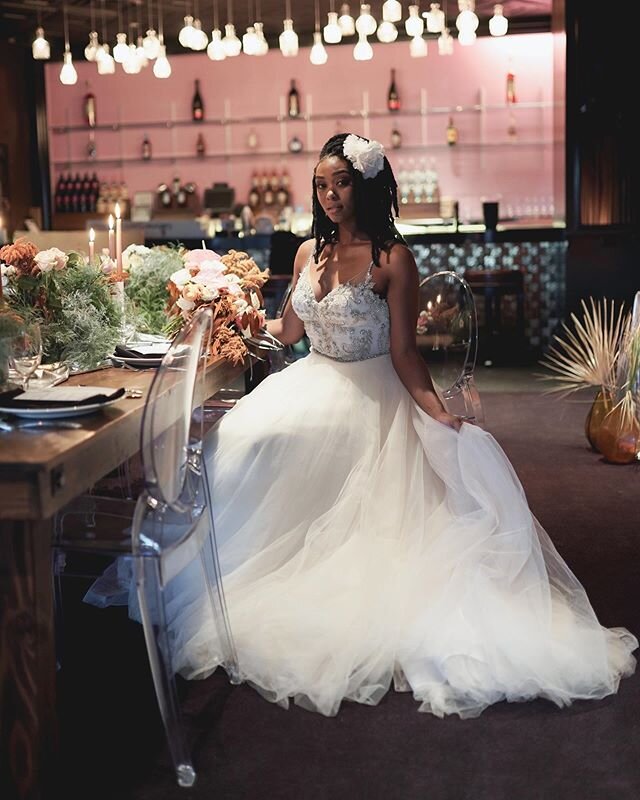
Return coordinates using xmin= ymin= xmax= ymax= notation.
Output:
xmin=291 ymin=255 xmax=390 ymax=362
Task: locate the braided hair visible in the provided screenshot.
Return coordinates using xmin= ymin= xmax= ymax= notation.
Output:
xmin=311 ymin=133 xmax=405 ymax=266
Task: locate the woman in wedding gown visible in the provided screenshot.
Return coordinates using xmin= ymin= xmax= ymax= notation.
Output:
xmin=174 ymin=133 xmax=637 ymax=719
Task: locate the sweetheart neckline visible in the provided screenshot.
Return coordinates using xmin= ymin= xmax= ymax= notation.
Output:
xmin=303 ymin=263 xmax=386 ymax=306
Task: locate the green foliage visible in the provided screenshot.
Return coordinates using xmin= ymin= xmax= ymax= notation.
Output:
xmin=124 ymin=245 xmax=182 ymax=334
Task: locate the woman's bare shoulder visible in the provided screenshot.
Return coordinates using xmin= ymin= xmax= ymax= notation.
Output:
xmin=292 ymin=238 xmax=315 ymax=274
xmin=379 ymin=242 xmax=418 ymax=280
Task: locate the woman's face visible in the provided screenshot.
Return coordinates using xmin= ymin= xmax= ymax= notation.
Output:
xmin=314 ymin=155 xmax=356 ymax=226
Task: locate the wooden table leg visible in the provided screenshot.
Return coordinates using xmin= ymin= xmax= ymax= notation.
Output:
xmin=0 ymin=520 xmax=56 ymax=800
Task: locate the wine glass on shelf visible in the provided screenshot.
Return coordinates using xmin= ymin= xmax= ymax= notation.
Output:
xmin=8 ymin=322 xmax=43 ymax=391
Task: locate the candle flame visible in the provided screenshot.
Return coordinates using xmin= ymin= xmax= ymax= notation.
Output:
xmin=114 ymin=202 xmax=121 ymax=219
xmin=108 ymin=214 xmax=114 ymax=230
xmin=89 ymin=227 xmax=95 ymax=242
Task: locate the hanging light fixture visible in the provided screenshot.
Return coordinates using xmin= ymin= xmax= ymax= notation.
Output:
xmin=32 ymin=27 xmax=50 ymax=60
xmin=241 ymin=0 xmax=259 ymax=54
xmin=84 ymin=3 xmax=100 ymax=61
xmin=457 ymin=27 xmax=476 ymax=44
xmin=222 ymin=0 xmax=242 ymax=55
xmin=153 ymin=0 xmax=171 ymax=77
xmin=113 ymin=0 xmax=129 ymax=62
xmin=59 ymin=4 xmax=78 ymax=85
xmin=254 ymin=1 xmax=269 ymax=54
xmin=324 ymin=1 xmax=342 ymax=43
xmin=178 ymin=14 xmax=196 ymax=47
xmin=423 ymin=2 xmax=444 ymax=33
xmin=310 ymin=0 xmax=328 ymax=64
xmin=355 ymin=4 xmax=376 ymax=36
xmin=409 ymin=34 xmax=427 ymax=57
xmin=405 ymin=5 xmax=424 ymax=37
xmin=136 ymin=36 xmax=149 ymax=67
xmin=191 ymin=18 xmax=209 ymax=50
xmin=97 ymin=0 xmax=116 ymax=74
xmin=123 ymin=43 xmax=142 ymax=73
xmin=143 ymin=0 xmax=161 ymax=59
xmin=279 ymin=1 xmax=299 ymax=56
xmin=438 ymin=26 xmax=453 ymax=54
xmin=455 ymin=0 xmax=478 ymax=33
xmin=377 ymin=19 xmax=398 ymax=42
xmin=382 ymin=0 xmax=402 ymax=22
xmin=353 ymin=32 xmax=373 ymax=60
xmin=338 ymin=4 xmax=356 ymax=35
xmin=207 ymin=0 xmax=226 ymax=59
xmin=489 ymin=3 xmax=508 ymax=36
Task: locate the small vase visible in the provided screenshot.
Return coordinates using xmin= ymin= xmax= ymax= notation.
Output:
xmin=595 ymin=403 xmax=640 ymax=464
xmin=585 ymin=388 xmax=614 ymax=451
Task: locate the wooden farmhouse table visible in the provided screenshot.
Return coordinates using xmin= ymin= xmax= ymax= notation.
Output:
xmin=0 ymin=357 xmax=246 ymax=800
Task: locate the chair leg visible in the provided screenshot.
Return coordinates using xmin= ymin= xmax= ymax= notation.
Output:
xmin=462 ymin=375 xmax=485 ymax=426
xmin=136 ymin=556 xmax=196 ymax=788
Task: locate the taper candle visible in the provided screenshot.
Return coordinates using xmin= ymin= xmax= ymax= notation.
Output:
xmin=114 ymin=202 xmax=123 ymax=279
xmin=88 ymin=227 xmax=95 ymax=261
xmin=108 ymin=214 xmax=115 ymax=259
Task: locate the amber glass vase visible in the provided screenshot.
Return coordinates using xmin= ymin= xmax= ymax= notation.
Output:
xmin=595 ymin=401 xmax=640 ymax=464
xmin=584 ymin=388 xmax=615 ymax=451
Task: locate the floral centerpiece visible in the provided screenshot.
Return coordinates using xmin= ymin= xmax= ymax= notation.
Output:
xmin=0 ymin=238 xmax=123 ymax=370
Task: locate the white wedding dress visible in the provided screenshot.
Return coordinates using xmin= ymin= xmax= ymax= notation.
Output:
xmin=164 ymin=257 xmax=637 ymax=718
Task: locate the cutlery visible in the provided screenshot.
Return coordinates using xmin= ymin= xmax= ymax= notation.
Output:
xmin=0 ymin=418 xmax=83 ymax=432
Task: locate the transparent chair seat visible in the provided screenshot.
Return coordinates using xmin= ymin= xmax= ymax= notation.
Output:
xmin=417 ymin=270 xmax=484 ymax=424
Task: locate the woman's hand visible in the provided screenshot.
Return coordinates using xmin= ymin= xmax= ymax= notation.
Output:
xmin=429 ymin=409 xmax=463 ymax=431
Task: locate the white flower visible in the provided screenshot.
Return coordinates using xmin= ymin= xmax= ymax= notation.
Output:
xmin=342 ymin=134 xmax=385 ymax=179
xmin=122 ymin=244 xmax=151 ymax=272
xmin=34 ymin=247 xmax=68 ymax=273
xmin=169 ymin=268 xmax=192 ymax=288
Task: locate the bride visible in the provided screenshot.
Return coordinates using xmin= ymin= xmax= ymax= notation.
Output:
xmin=172 ymin=133 xmax=637 ymax=719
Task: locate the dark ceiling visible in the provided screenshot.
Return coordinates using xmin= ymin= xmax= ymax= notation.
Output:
xmin=0 ymin=1 xmax=552 ymax=55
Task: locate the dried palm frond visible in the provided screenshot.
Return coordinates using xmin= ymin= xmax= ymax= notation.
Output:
xmin=537 ymin=297 xmax=630 ymax=396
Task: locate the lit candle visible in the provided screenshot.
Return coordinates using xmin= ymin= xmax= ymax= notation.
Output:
xmin=114 ymin=202 xmax=123 ymax=279
xmin=88 ymin=227 xmax=95 ymax=262
xmin=108 ymin=214 xmax=115 ymax=259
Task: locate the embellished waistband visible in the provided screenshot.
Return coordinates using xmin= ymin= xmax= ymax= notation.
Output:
xmin=309 ymin=347 xmax=391 ymax=364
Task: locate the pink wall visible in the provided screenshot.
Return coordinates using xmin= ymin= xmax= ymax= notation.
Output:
xmin=46 ymin=32 xmax=558 ymax=223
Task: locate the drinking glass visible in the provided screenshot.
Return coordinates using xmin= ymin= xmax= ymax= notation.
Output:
xmin=8 ymin=323 xmax=43 ymax=391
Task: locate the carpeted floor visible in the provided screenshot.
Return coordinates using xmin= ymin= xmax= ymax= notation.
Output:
xmin=56 ymin=386 xmax=640 ymax=800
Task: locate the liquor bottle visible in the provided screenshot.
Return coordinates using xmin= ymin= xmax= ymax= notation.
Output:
xmin=192 ymin=79 xmax=204 ymax=122
xmin=54 ymin=174 xmax=64 ymax=213
xmin=387 ymin=68 xmax=400 ymax=112
xmin=276 ymin=171 xmax=290 ymax=208
xmin=288 ymin=79 xmax=300 ymax=118
xmin=83 ymin=83 xmax=97 ymax=128
xmin=263 ymin=173 xmax=275 ymax=206
xmin=196 ymin=132 xmax=206 ymax=158
xmin=506 ymin=72 xmax=517 ymax=104
xmin=248 ymin=171 xmax=261 ymax=209
xmin=288 ymin=135 xmax=303 ymax=153
xmin=446 ymin=116 xmax=458 ymax=146
xmin=390 ymin=128 xmax=402 ymax=149
xmin=141 ymin=134 xmax=152 ymax=160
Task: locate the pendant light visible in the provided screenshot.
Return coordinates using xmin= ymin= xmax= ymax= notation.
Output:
xmin=310 ymin=0 xmax=328 ymax=64
xmin=123 ymin=43 xmax=142 ymax=73
xmin=457 ymin=28 xmax=476 ymax=45
xmin=355 ymin=4 xmax=376 ymax=36
xmin=382 ymin=0 xmax=402 ymax=22
xmin=409 ymin=34 xmax=427 ymax=57
xmin=353 ymin=32 xmax=373 ymax=60
xmin=136 ymin=36 xmax=149 ymax=67
xmin=438 ymin=26 xmax=453 ymax=54
xmin=424 ymin=2 xmax=444 ymax=33
xmin=324 ymin=1 xmax=342 ymax=43
xmin=59 ymin=5 xmax=78 ymax=85
xmin=338 ymin=4 xmax=356 ymax=36
xmin=84 ymin=3 xmax=100 ymax=61
xmin=405 ymin=5 xmax=424 ymax=37
xmin=253 ymin=0 xmax=269 ymax=54
xmin=178 ymin=15 xmax=196 ymax=47
xmin=143 ymin=0 xmax=161 ymax=59
xmin=191 ymin=18 xmax=209 ymax=50
xmin=489 ymin=4 xmax=508 ymax=36
xmin=97 ymin=0 xmax=116 ymax=74
xmin=32 ymin=27 xmax=50 ymax=60
xmin=153 ymin=1 xmax=172 ymax=78
xmin=279 ymin=0 xmax=299 ymax=56
xmin=222 ymin=0 xmax=242 ymax=56
xmin=113 ymin=0 xmax=129 ymax=62
xmin=455 ymin=0 xmax=478 ymax=33
xmin=208 ymin=0 xmax=226 ymax=59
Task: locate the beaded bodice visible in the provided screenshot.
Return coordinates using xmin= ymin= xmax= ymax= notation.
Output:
xmin=291 ymin=256 xmax=390 ymax=362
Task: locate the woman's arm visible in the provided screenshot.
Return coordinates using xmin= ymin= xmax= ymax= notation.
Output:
xmin=265 ymin=240 xmax=311 ymax=346
xmin=385 ymin=246 xmax=462 ymax=431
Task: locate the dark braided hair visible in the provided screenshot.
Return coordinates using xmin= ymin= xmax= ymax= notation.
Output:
xmin=311 ymin=133 xmax=405 ymax=267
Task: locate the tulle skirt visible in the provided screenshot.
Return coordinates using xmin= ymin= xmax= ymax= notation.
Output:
xmin=168 ymin=350 xmax=637 ymax=718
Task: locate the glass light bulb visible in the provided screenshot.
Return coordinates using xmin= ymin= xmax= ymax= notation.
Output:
xmin=32 ymin=27 xmax=50 ymax=60
xmin=84 ymin=30 xmax=100 ymax=61
xmin=222 ymin=23 xmax=242 ymax=56
xmin=355 ymin=4 xmax=376 ymax=36
xmin=382 ymin=0 xmax=402 ymax=22
xmin=405 ymin=5 xmax=424 ymax=37
xmin=113 ymin=32 xmax=129 ymax=63
xmin=136 ymin=37 xmax=149 ymax=67
xmin=438 ymin=27 xmax=454 ymax=54
xmin=279 ymin=19 xmax=299 ymax=56
xmin=424 ymin=3 xmax=445 ymax=33
xmin=254 ymin=22 xmax=269 ymax=54
xmin=59 ymin=50 xmax=78 ymax=85
xmin=310 ymin=31 xmax=328 ymax=65
xmin=153 ymin=45 xmax=171 ymax=78
xmin=489 ymin=4 xmax=508 ymax=36
xmin=122 ymin=43 xmax=141 ymax=73
xmin=458 ymin=28 xmax=476 ymax=45
xmin=409 ymin=34 xmax=427 ymax=57
xmin=323 ymin=12 xmax=342 ymax=43
xmin=353 ymin=33 xmax=373 ymax=60
xmin=178 ymin=15 xmax=195 ymax=47
xmin=207 ymin=28 xmax=227 ymax=60
xmin=377 ymin=20 xmax=398 ymax=42
xmin=97 ymin=44 xmax=116 ymax=73
xmin=143 ymin=29 xmax=161 ymax=59
xmin=191 ymin=19 xmax=208 ymax=50
xmin=242 ymin=26 xmax=259 ymax=55
xmin=456 ymin=7 xmax=479 ymax=32
xmin=338 ymin=4 xmax=356 ymax=35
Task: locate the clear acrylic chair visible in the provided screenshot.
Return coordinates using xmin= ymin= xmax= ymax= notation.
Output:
xmin=417 ymin=270 xmax=484 ymax=424
xmin=132 ymin=305 xmax=240 ymax=788
xmin=245 ymin=278 xmax=297 ymax=375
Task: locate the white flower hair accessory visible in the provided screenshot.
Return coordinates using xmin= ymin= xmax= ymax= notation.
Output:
xmin=342 ymin=134 xmax=386 ymax=179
